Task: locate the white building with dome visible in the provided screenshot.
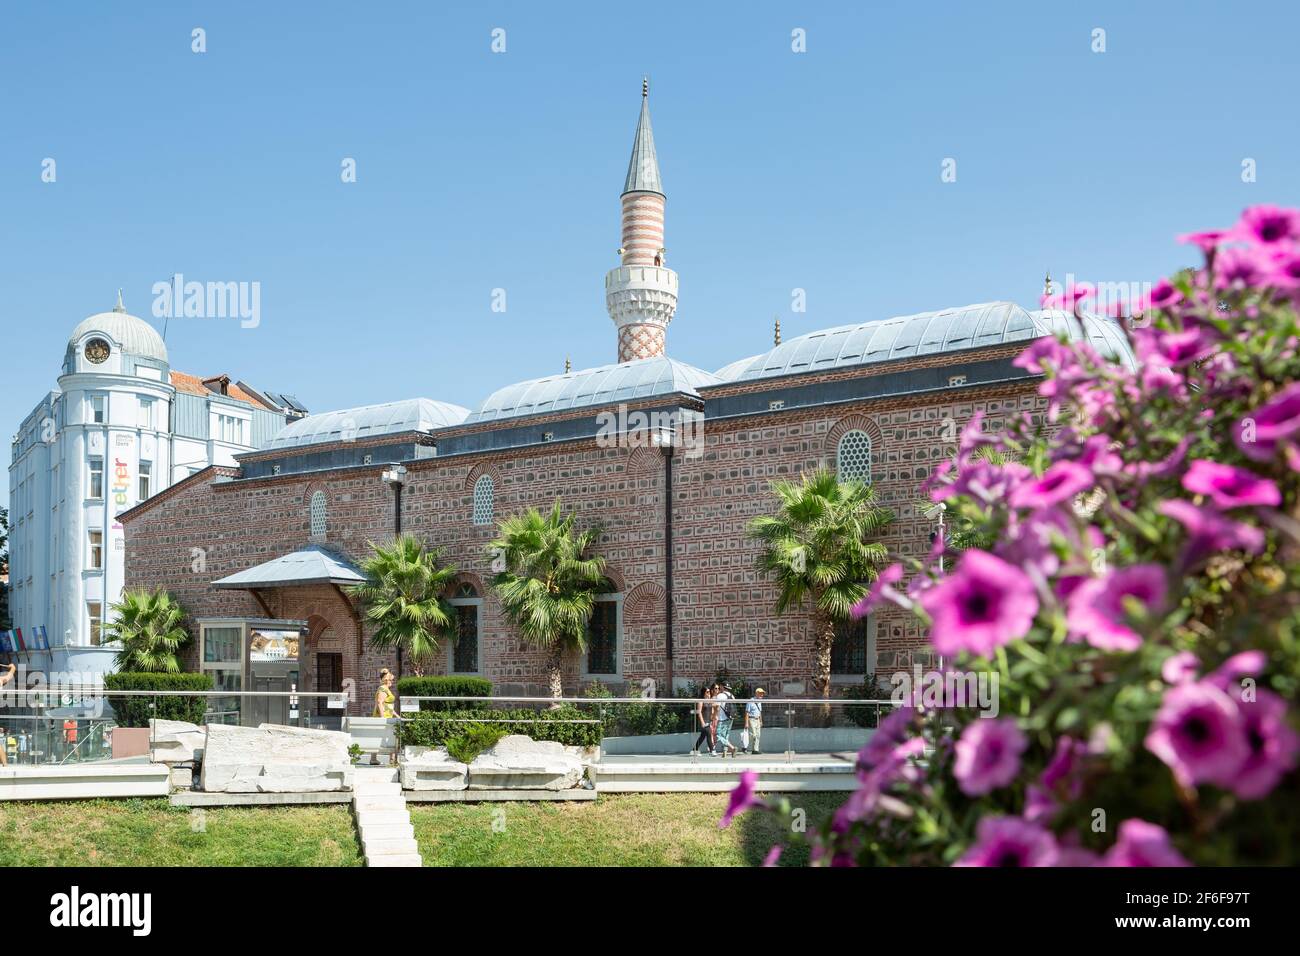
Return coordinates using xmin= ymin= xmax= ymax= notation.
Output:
xmin=6 ymin=295 xmax=303 ymax=675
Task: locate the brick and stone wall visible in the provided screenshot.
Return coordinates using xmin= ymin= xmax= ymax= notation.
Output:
xmin=123 ymin=354 xmax=1048 ymax=713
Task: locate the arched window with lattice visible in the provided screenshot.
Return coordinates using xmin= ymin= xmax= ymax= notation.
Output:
xmin=836 ymin=429 xmax=873 ymax=483
xmin=472 ymin=475 xmax=494 ymax=526
xmin=308 ymin=491 xmax=328 ymax=539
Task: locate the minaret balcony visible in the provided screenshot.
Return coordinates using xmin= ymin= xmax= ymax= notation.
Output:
xmin=604 ymin=264 xmax=678 ymax=297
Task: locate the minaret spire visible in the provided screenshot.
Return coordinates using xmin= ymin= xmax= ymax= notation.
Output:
xmin=607 ymin=79 xmax=678 ymax=363
xmin=774 ymin=316 xmax=782 ymax=346
xmin=622 ymin=78 xmax=663 ymax=197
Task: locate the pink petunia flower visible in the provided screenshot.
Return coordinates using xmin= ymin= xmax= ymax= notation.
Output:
xmin=1145 ymin=682 xmax=1250 ymax=789
xmin=1230 ymin=690 xmax=1300 ymax=800
xmin=1104 ymin=819 xmax=1190 ymax=867
xmin=1235 ymin=204 xmax=1300 ymax=245
xmin=1157 ymin=499 xmax=1265 ymax=565
xmin=1124 ymin=436 xmax=1191 ymax=482
xmin=761 ymin=845 xmax=783 ymax=867
xmin=1268 ymin=245 xmax=1300 ymax=289
xmin=1215 ymin=246 xmax=1270 ymax=291
xmin=919 ymin=550 xmax=1039 ymax=657
xmin=1182 ymin=460 xmax=1281 ymax=508
xmin=1008 ymin=461 xmax=1095 ymax=510
xmin=1206 ymin=650 xmax=1267 ymax=691
xmin=953 ymin=718 xmax=1027 ymax=796
xmin=720 ymin=770 xmax=761 ymax=827
xmin=1066 ymin=565 xmax=1166 ymax=652
xmin=1234 ymin=382 xmax=1300 ymax=462
xmin=1176 ymin=229 xmax=1230 ymax=253
xmin=1145 ymin=278 xmax=1183 ymax=311
xmin=855 ymin=704 xmax=918 ymax=772
xmin=1024 ymin=736 xmax=1087 ymax=823
xmin=1147 ymin=327 xmax=1215 ymax=367
xmin=1161 ymin=651 xmax=1199 ymax=685
xmin=955 ymin=816 xmax=1057 ymax=867
xmin=1078 ymin=436 xmax=1123 ymax=476
xmin=1040 ymin=282 xmax=1094 ymax=310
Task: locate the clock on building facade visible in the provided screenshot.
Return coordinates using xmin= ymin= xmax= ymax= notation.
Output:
xmin=84 ymin=338 xmax=112 ymax=364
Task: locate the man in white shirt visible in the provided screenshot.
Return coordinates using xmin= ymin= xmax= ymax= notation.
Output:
xmin=744 ymin=688 xmax=765 ymax=754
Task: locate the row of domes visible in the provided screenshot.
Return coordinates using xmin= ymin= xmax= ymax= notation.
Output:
xmin=66 ymin=299 xmax=1135 ymax=450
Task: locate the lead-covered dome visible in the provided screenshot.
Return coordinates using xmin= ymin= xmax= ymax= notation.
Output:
xmin=714 ymin=301 xmax=1136 ymax=382
xmin=466 ymin=356 xmax=720 ymax=424
xmin=264 ymin=398 xmax=470 ymax=449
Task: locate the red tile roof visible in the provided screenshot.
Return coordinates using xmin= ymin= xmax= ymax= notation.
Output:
xmin=169 ymin=371 xmax=276 ymax=410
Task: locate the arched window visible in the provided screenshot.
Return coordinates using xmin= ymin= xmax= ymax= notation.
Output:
xmin=309 ymin=491 xmax=328 ymax=539
xmin=472 ymin=475 xmax=494 ymax=526
xmin=836 ymin=429 xmax=872 ymax=483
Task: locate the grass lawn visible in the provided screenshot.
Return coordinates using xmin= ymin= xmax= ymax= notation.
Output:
xmin=0 ymin=799 xmax=363 ymax=867
xmin=409 ymin=791 xmax=843 ymax=866
xmin=0 ymin=792 xmax=842 ymax=866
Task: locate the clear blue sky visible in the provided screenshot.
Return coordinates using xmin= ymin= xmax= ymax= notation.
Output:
xmin=3 ymin=0 xmax=1298 ymax=506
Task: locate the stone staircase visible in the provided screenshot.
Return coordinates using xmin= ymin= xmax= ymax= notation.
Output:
xmin=351 ymin=766 xmax=422 ymax=867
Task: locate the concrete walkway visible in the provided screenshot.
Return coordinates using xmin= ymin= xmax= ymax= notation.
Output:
xmin=351 ymin=766 xmax=421 ymax=867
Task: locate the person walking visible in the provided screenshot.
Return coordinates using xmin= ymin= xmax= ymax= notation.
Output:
xmin=373 ymin=668 xmax=396 ymax=718
xmin=713 ymin=682 xmax=738 ymax=757
xmin=708 ymin=685 xmax=721 ymax=755
xmin=744 ymin=687 xmax=765 ymax=754
xmin=691 ymin=685 xmax=715 ymax=755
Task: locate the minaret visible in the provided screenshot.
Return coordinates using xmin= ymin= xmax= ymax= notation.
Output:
xmin=606 ymin=78 xmax=679 ymax=363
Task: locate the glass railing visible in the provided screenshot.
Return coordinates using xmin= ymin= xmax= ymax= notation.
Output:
xmin=1 ymin=688 xmax=899 ymax=767
xmin=0 ymin=688 xmax=352 ymax=767
xmin=397 ymin=694 xmax=899 ymax=761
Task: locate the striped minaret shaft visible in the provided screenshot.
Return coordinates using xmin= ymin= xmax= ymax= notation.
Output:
xmin=607 ymin=78 xmax=678 ymax=363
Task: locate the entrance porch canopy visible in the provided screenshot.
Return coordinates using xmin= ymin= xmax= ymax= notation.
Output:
xmin=212 ymin=546 xmax=368 ymax=651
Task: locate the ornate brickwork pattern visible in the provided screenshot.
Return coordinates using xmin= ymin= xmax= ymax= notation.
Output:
xmin=618 ymin=323 xmax=667 ymax=362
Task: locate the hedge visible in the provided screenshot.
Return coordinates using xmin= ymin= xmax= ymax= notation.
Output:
xmin=397 ymin=705 xmax=603 ymax=750
xmin=104 ymin=672 xmax=214 ymax=727
xmin=395 ymin=676 xmax=492 ymax=711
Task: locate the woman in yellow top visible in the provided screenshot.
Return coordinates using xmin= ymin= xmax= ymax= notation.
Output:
xmin=373 ymin=668 xmax=396 ymax=718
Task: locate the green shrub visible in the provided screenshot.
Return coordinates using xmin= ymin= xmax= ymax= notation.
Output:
xmin=104 ymin=672 xmax=214 ymax=727
xmin=841 ymin=676 xmax=889 ymax=728
xmin=397 ymin=705 xmax=602 ymax=750
xmin=445 ymin=724 xmax=508 ymax=763
xmin=395 ymin=676 xmax=492 ymax=711
xmin=578 ymin=681 xmax=698 ymax=737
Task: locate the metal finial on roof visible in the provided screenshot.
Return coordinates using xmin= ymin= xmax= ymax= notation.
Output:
xmin=565 ymin=356 xmax=572 ymax=374
xmin=774 ymin=315 xmax=782 ymax=346
xmin=113 ymin=289 xmax=126 ymax=313
xmin=1043 ymin=270 xmax=1053 ymax=297
xmin=623 ymin=79 xmax=663 ymax=196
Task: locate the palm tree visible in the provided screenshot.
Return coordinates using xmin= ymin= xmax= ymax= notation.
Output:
xmin=748 ymin=469 xmax=893 ymax=701
xmin=350 ymin=535 xmax=458 ymax=678
xmin=489 ymin=501 xmax=608 ymax=700
xmin=105 ymin=589 xmax=192 ymax=673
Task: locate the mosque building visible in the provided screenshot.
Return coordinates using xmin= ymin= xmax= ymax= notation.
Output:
xmin=117 ymin=85 xmax=1134 ymax=712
